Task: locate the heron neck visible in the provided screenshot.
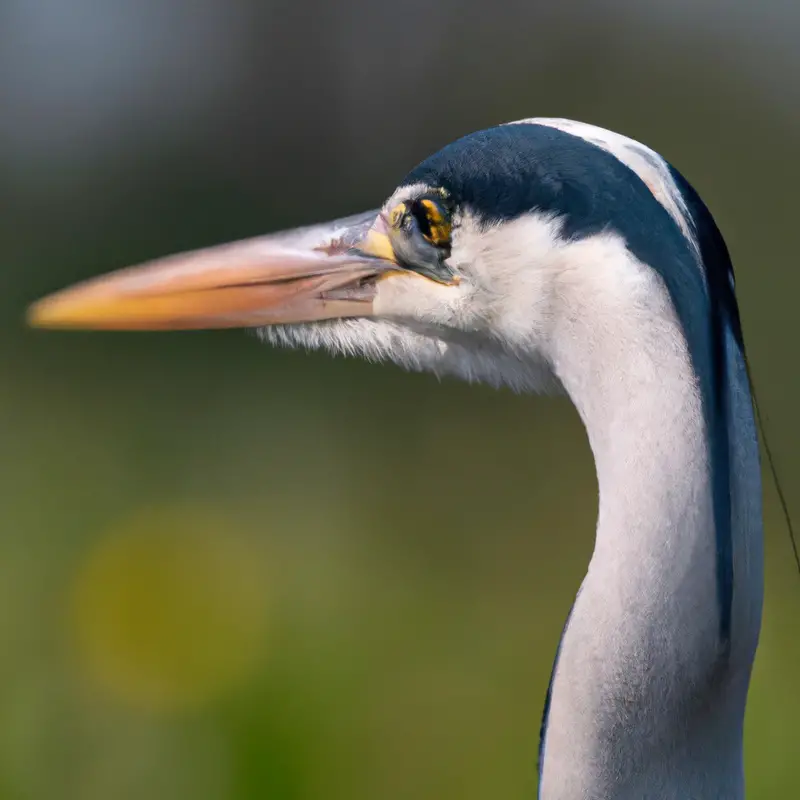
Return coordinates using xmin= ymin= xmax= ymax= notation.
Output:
xmin=537 ymin=257 xmax=763 ymax=799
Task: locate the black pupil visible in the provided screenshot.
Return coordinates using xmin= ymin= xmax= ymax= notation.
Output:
xmin=410 ymin=201 xmax=435 ymax=241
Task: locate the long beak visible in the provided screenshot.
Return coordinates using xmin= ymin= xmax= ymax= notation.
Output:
xmin=27 ymin=210 xmax=400 ymax=331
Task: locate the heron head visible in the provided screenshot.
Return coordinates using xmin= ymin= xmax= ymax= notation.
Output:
xmin=31 ymin=122 xmax=684 ymax=392
xmin=28 ymin=129 xmax=570 ymax=390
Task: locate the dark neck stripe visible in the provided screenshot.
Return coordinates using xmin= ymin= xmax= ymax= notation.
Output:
xmin=668 ymin=165 xmax=741 ymax=643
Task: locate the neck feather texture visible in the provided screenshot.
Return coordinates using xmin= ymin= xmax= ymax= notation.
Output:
xmin=537 ymin=242 xmax=763 ymax=800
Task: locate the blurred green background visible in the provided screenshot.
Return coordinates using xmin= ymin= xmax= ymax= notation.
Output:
xmin=2 ymin=1 xmax=799 ymax=797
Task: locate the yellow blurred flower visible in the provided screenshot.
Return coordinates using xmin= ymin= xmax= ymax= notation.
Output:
xmin=69 ymin=504 xmax=269 ymax=713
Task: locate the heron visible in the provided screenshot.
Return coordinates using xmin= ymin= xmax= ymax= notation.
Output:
xmin=27 ymin=118 xmax=763 ymax=799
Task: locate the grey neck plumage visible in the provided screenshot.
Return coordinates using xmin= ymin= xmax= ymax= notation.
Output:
xmin=537 ymin=251 xmax=764 ymax=799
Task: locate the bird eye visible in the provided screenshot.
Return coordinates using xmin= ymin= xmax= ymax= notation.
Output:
xmin=386 ymin=195 xmax=452 ymax=249
xmin=382 ymin=192 xmax=457 ymax=285
xmin=410 ymin=197 xmax=452 ymax=248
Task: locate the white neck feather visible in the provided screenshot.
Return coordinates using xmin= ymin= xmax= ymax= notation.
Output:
xmin=537 ymin=234 xmax=763 ymax=799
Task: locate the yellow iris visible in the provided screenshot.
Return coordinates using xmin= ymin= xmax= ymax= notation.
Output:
xmin=388 ymin=196 xmax=452 ymax=247
xmin=418 ymin=198 xmax=452 ymax=246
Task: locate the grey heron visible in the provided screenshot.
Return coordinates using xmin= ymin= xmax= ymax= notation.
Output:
xmin=28 ymin=118 xmax=763 ymax=799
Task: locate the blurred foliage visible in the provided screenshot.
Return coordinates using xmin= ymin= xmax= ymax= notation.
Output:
xmin=1 ymin=1 xmax=799 ymax=797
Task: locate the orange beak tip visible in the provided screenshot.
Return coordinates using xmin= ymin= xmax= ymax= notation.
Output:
xmin=26 ymin=294 xmax=83 ymax=330
xmin=26 ymin=298 xmax=57 ymax=329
